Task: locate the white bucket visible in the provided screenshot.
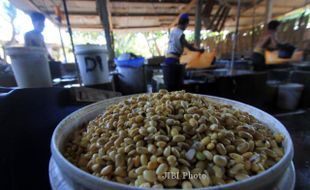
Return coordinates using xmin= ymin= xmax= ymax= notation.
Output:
xmin=75 ymin=45 xmax=109 ymax=86
xmin=277 ymin=83 xmax=304 ymax=110
xmin=5 ymin=47 xmax=52 ymax=88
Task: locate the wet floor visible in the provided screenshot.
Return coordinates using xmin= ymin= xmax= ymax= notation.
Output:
xmin=276 ymin=109 xmax=310 ymax=190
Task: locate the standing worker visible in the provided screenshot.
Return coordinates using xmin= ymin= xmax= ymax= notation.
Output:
xmin=24 ymin=12 xmax=54 ymax=61
xmin=252 ymin=20 xmax=281 ymax=71
xmin=163 ymin=13 xmax=204 ymax=92
xmin=165 ymin=13 xmax=204 ymax=64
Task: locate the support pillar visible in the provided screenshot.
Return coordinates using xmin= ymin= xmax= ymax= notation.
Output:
xmin=194 ymin=0 xmax=202 ymax=48
xmin=97 ymin=0 xmax=115 ymax=66
xmin=265 ymin=0 xmax=274 ymax=24
xmin=230 ymin=0 xmax=241 ymax=73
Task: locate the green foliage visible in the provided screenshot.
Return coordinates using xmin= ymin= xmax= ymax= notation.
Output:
xmin=114 ymin=33 xmax=137 ymax=57
xmin=72 ymin=31 xmax=105 ymax=45
xmin=113 ymin=31 xmax=168 ymax=58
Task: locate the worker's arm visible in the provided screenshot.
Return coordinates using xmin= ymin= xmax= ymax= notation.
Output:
xmin=180 ymin=34 xmax=204 ymax=53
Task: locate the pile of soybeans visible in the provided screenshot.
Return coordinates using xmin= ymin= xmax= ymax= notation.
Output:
xmin=64 ymin=90 xmax=284 ymax=189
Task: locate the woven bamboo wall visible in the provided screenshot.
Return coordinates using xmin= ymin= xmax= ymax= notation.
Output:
xmin=203 ymin=15 xmax=310 ymax=59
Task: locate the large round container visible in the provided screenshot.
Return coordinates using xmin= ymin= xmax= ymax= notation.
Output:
xmin=5 ymin=47 xmax=52 ymax=88
xmin=75 ymin=44 xmax=109 ymax=86
xmin=51 ymin=95 xmax=294 ymax=190
xmin=277 ymin=83 xmax=304 ymax=110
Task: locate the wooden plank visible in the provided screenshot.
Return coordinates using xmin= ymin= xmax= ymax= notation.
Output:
xmin=112 ymin=13 xmax=195 ymax=17
xmin=111 ymin=13 xmax=263 ymax=18
xmin=66 ymin=0 xmax=95 ymax=1
xmin=25 ymin=0 xmax=57 ymax=25
xmin=51 ymin=11 xmax=97 ymax=15
xmin=45 ymin=11 xmax=265 ymax=19
xmin=110 ymin=0 xmax=190 ymax=3
xmin=202 ymin=0 xmax=216 ymax=17
xmin=115 ymin=25 xmax=163 ymax=29
xmin=213 ymin=6 xmax=227 ymax=31
xmin=218 ymin=7 xmax=230 ymax=31
xmin=207 ymin=6 xmax=224 ymax=30
xmin=107 ymin=0 xmax=113 ymax=30
xmin=202 ymin=0 xmax=216 ymax=32
xmin=169 ymin=0 xmax=196 ymax=28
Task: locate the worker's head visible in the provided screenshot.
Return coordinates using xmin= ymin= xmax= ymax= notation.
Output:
xmin=178 ymin=13 xmax=189 ymax=30
xmin=268 ymin=20 xmax=281 ymax=32
xmin=30 ymin=12 xmax=45 ymax=33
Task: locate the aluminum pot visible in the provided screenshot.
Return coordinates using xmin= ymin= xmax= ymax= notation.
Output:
xmin=51 ymin=94 xmax=294 ymax=190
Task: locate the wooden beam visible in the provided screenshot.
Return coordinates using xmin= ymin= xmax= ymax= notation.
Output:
xmin=256 ymin=4 xmax=300 ymax=8
xmin=26 ymin=0 xmax=57 ymax=25
xmin=207 ymin=5 xmax=223 ymax=29
xmin=107 ymin=0 xmax=113 ymax=30
xmin=66 ymin=0 xmax=95 ymax=1
xmin=218 ymin=7 xmax=230 ymax=31
xmin=112 ymin=12 xmax=195 ymax=17
xmin=170 ymin=0 xmax=196 ymax=28
xmin=115 ymin=25 xmax=164 ymax=29
xmin=223 ymin=0 xmax=264 ymax=28
xmin=45 ymin=11 xmax=266 ymax=19
xmin=66 ymin=0 xmax=191 ymax=3
xmin=112 ymin=13 xmax=265 ymax=18
xmin=224 ymin=24 xmax=251 ymax=27
xmin=213 ymin=6 xmax=227 ymax=31
xmin=228 ymin=2 xmax=252 ymax=7
xmin=115 ymin=24 xmax=195 ymax=29
xmin=114 ymin=26 xmax=168 ymax=32
xmin=46 ymin=11 xmax=97 ymax=15
xmin=110 ymin=0 xmax=191 ymax=3
xmin=69 ymin=24 xmax=102 ymax=28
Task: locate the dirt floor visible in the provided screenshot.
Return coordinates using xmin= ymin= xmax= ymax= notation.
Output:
xmin=276 ymin=109 xmax=310 ymax=190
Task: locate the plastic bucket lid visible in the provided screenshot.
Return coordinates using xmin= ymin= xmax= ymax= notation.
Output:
xmin=75 ymin=44 xmax=107 ymax=55
xmin=5 ymin=46 xmax=47 ymax=56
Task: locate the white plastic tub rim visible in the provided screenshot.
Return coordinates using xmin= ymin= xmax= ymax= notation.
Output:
xmin=5 ymin=46 xmax=48 ymax=56
xmin=51 ymin=94 xmax=294 ymax=190
xmin=75 ymin=44 xmax=108 ymax=55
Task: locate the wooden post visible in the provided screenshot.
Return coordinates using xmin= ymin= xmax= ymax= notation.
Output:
xmin=194 ymin=0 xmax=202 ymax=48
xmin=97 ymin=0 xmax=115 ymax=66
xmin=265 ymin=0 xmax=273 ymax=24
xmin=230 ymin=0 xmax=241 ymax=73
xmin=251 ymin=0 xmax=257 ymax=51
